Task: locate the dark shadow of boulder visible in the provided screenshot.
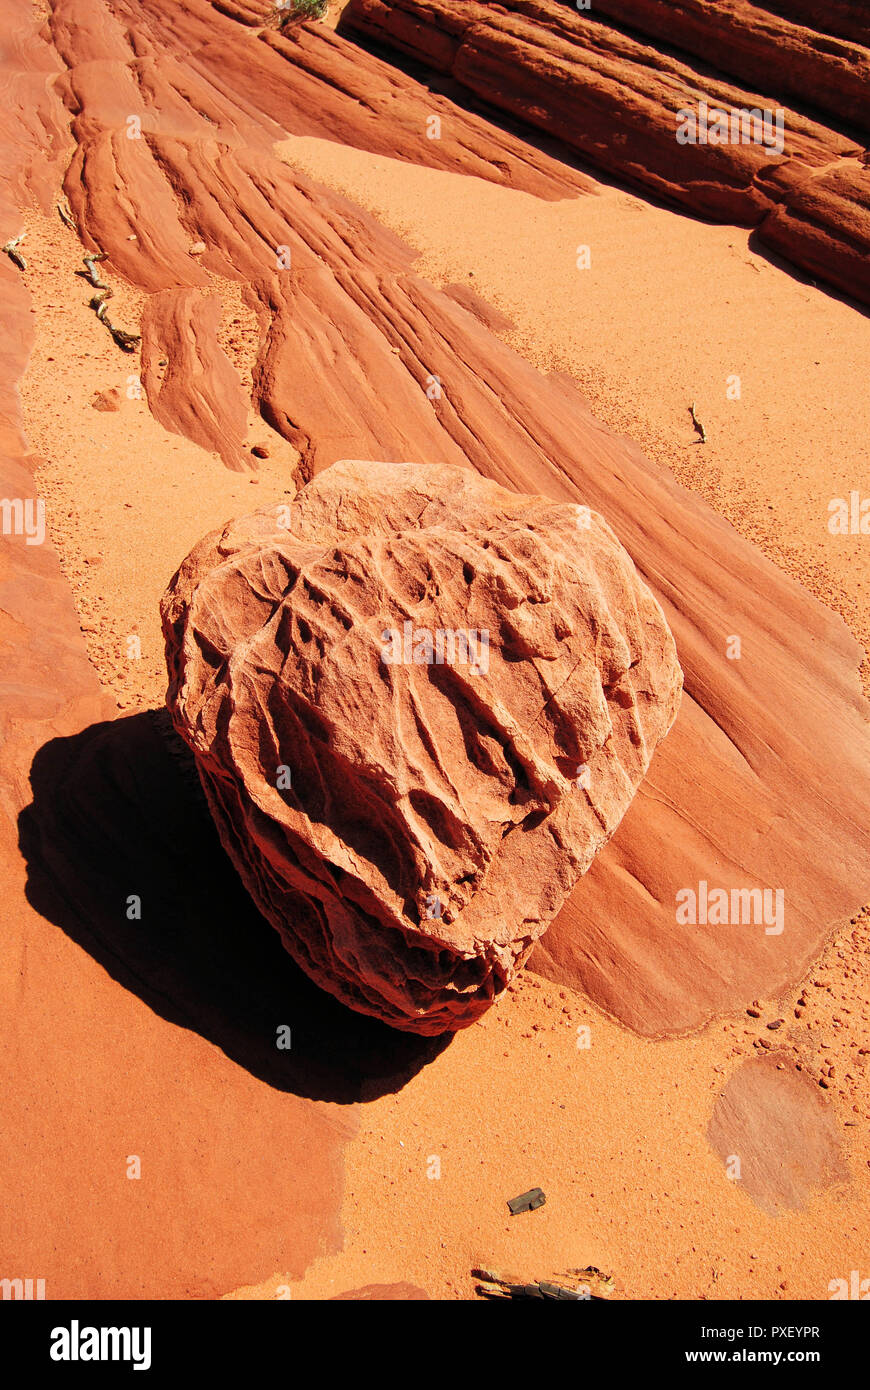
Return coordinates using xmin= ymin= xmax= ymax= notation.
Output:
xmin=18 ymin=708 xmax=447 ymax=1104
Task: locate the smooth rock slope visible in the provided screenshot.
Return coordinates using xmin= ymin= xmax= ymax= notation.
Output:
xmin=161 ymin=460 xmax=683 ymax=1033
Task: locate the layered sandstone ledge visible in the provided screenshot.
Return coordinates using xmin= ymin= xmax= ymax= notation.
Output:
xmin=161 ymin=460 xmax=683 ymax=1034
xmin=342 ymin=0 xmax=870 ymax=306
xmin=757 ymin=0 xmax=870 ymax=48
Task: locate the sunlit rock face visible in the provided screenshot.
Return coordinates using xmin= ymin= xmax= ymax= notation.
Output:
xmin=161 ymin=460 xmax=682 ymax=1034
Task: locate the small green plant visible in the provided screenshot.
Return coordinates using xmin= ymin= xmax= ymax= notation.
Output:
xmin=273 ymin=0 xmax=328 ymax=25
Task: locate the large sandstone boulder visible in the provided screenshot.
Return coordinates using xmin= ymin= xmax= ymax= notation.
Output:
xmin=161 ymin=461 xmax=682 ymax=1033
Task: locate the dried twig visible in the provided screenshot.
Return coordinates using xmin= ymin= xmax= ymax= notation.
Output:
xmin=473 ymin=1265 xmax=615 ymax=1301
xmin=82 ymin=253 xmax=140 ymax=351
xmin=109 ymin=325 xmax=141 ymax=352
xmin=57 ymin=197 xmax=77 ymax=231
xmin=3 ymin=232 xmax=27 ymax=271
xmin=90 ymin=291 xmax=112 ymax=321
xmin=82 ymin=251 xmax=110 ymax=289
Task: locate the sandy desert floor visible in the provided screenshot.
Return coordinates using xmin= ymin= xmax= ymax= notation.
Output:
xmin=3 ymin=0 xmax=869 ymax=1302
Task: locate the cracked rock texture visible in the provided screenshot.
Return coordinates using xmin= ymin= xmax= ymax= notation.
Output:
xmin=162 ymin=460 xmax=682 ymax=1033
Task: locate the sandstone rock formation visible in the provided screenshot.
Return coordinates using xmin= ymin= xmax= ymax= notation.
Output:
xmin=140 ymin=290 xmax=251 ymax=471
xmin=27 ymin=0 xmax=870 ymax=1036
xmin=759 ymin=0 xmax=870 ymax=48
xmin=3 ymin=0 xmax=870 ymax=1299
xmin=161 ymin=460 xmax=683 ymax=1034
xmin=590 ymin=0 xmax=870 ymax=132
xmin=0 ymin=0 xmax=355 ymax=1299
xmin=343 ymin=0 xmax=870 ymax=306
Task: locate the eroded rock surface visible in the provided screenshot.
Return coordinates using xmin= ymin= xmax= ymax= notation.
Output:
xmin=162 ymin=460 xmax=682 ymax=1034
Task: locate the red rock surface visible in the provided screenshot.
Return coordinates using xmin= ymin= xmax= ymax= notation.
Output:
xmin=330 ymin=1282 xmax=430 ymax=1298
xmin=141 ymin=290 xmax=251 ymax=470
xmin=255 ymin=21 xmax=591 ymax=199
xmin=757 ymin=0 xmax=870 ymax=48
xmin=707 ymin=1053 xmax=848 ymax=1214
xmin=591 ymin=0 xmax=870 ymax=132
xmin=0 ymin=0 xmax=868 ymax=1301
xmin=161 ymin=460 xmax=683 ymax=1033
xmin=13 ymin=0 xmax=868 ymax=1039
xmin=343 ymin=0 xmax=870 ymax=305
